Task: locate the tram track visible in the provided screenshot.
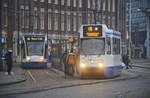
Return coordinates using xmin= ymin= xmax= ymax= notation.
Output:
xmin=25 ymin=68 xmax=65 ymax=84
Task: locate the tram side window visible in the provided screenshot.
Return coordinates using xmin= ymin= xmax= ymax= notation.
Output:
xmin=112 ymin=38 xmax=120 ymax=55
xmin=106 ymin=37 xmax=111 ymax=54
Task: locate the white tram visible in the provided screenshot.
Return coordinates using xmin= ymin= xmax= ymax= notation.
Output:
xmin=77 ymin=24 xmax=123 ymax=78
xmin=21 ymin=34 xmax=48 ymax=68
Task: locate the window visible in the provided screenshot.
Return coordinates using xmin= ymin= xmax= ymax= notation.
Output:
xmin=79 ymin=0 xmax=82 ymax=8
xmin=112 ymin=16 xmax=115 ymax=29
xmin=34 ymin=7 xmax=37 ymax=29
xmin=48 ymin=0 xmax=51 ymax=3
xmin=112 ymin=0 xmax=115 ymax=12
xmin=61 ymin=11 xmax=64 ymax=31
xmin=67 ymin=12 xmax=71 ymax=31
xmin=73 ymin=0 xmax=76 ymax=7
xmin=92 ymin=0 xmax=95 ymax=9
xmin=106 ymin=37 xmax=111 ymax=54
xmin=25 ymin=6 xmax=29 ymax=28
xmin=54 ymin=0 xmax=58 ymax=4
xmin=92 ymin=14 xmax=95 ymax=24
xmin=40 ymin=0 xmax=44 ymax=2
xmin=108 ymin=0 xmax=111 ymax=12
xmin=40 ymin=8 xmax=45 ymax=29
xmin=48 ymin=9 xmax=52 ymax=30
xmin=54 ymin=10 xmax=59 ymax=30
xmin=67 ymin=0 xmax=70 ymax=6
xmin=3 ymin=3 xmax=8 ymax=27
xmin=88 ymin=14 xmax=91 ymax=24
xmin=73 ymin=13 xmax=77 ymax=31
xmin=88 ymin=0 xmax=91 ymax=8
xmin=99 ymin=15 xmax=102 ymax=23
xmin=61 ymin=0 xmax=64 ymax=5
xmin=113 ymin=38 xmax=120 ymax=55
xmin=21 ymin=6 xmax=25 ymax=28
xmin=103 ymin=0 xmax=105 ymax=11
xmin=103 ymin=16 xmax=105 ymax=24
xmin=78 ymin=13 xmax=82 ymax=29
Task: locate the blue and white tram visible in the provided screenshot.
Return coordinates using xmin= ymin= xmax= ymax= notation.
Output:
xmin=77 ymin=24 xmax=123 ymax=78
xmin=21 ymin=34 xmax=48 ymax=68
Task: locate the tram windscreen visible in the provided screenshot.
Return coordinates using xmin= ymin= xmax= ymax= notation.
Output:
xmin=26 ymin=41 xmax=44 ymax=56
xmin=81 ymin=39 xmax=105 ymax=55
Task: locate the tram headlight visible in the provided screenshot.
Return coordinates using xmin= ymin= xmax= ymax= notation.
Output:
xmin=98 ymin=61 xmax=104 ymax=68
xmin=40 ymin=57 xmax=44 ymax=62
xmin=26 ymin=57 xmax=31 ymax=62
xmin=80 ymin=61 xmax=86 ymax=68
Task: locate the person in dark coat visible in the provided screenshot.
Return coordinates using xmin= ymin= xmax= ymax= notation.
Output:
xmin=122 ymin=54 xmax=130 ymax=69
xmin=5 ymin=49 xmax=13 ymax=75
xmin=61 ymin=50 xmax=68 ymax=77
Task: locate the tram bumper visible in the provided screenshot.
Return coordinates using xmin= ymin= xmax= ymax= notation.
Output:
xmin=22 ymin=62 xmax=47 ymax=68
xmin=79 ymin=62 xmax=104 ymax=75
xmin=104 ymin=65 xmax=123 ymax=78
xmin=22 ymin=57 xmax=47 ymax=68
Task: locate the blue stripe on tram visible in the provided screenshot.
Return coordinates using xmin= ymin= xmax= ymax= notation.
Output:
xmin=104 ymin=65 xmax=123 ymax=78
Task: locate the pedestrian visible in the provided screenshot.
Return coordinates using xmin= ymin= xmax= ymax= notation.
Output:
xmin=66 ymin=49 xmax=76 ymax=76
xmin=61 ymin=50 xmax=68 ymax=78
xmin=5 ymin=49 xmax=13 ymax=75
xmin=122 ymin=54 xmax=132 ymax=69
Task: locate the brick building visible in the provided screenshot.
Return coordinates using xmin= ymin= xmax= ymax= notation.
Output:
xmin=0 ymin=0 xmax=126 ymax=58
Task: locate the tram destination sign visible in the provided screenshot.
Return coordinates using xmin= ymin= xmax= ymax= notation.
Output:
xmin=25 ymin=36 xmax=45 ymax=41
xmin=83 ymin=25 xmax=102 ymax=37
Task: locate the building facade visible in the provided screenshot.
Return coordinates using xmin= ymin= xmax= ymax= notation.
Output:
xmin=0 ymin=0 xmax=126 ymax=60
xmin=126 ymin=0 xmax=150 ymax=58
xmin=139 ymin=0 xmax=150 ymax=58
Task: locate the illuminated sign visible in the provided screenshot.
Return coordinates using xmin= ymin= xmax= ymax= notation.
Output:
xmin=83 ymin=25 xmax=102 ymax=37
xmin=25 ymin=37 xmax=44 ymax=41
xmin=86 ymin=32 xmax=100 ymax=37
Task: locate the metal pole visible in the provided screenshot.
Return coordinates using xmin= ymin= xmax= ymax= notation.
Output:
xmin=17 ymin=0 xmax=20 ymax=56
xmin=146 ymin=16 xmax=150 ymax=58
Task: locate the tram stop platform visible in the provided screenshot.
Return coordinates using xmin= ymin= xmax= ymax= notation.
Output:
xmin=0 ymin=63 xmax=26 ymax=86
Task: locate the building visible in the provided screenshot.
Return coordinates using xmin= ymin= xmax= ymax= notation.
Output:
xmin=126 ymin=0 xmax=147 ymax=58
xmin=126 ymin=0 xmax=150 ymax=58
xmin=0 ymin=0 xmax=126 ymax=62
xmin=139 ymin=0 xmax=150 ymax=58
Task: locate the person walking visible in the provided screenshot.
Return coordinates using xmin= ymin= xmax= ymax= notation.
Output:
xmin=61 ymin=50 xmax=68 ymax=78
xmin=66 ymin=49 xmax=76 ymax=76
xmin=5 ymin=49 xmax=13 ymax=75
xmin=122 ymin=54 xmax=132 ymax=69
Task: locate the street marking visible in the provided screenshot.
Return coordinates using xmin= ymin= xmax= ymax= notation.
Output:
xmin=27 ymin=70 xmax=37 ymax=83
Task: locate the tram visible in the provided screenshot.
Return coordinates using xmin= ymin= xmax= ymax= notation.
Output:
xmin=77 ymin=24 xmax=123 ymax=78
xmin=21 ymin=34 xmax=48 ymax=68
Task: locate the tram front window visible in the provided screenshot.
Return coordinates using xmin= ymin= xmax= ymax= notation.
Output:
xmin=26 ymin=41 xmax=44 ymax=56
xmin=81 ymin=39 xmax=105 ymax=55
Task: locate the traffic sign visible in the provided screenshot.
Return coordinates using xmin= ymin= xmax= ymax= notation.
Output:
xmin=0 ymin=38 xmax=5 ymax=43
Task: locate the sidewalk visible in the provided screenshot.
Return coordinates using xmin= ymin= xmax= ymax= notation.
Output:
xmin=0 ymin=63 xmax=26 ymax=86
xmin=132 ymin=59 xmax=150 ymax=69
